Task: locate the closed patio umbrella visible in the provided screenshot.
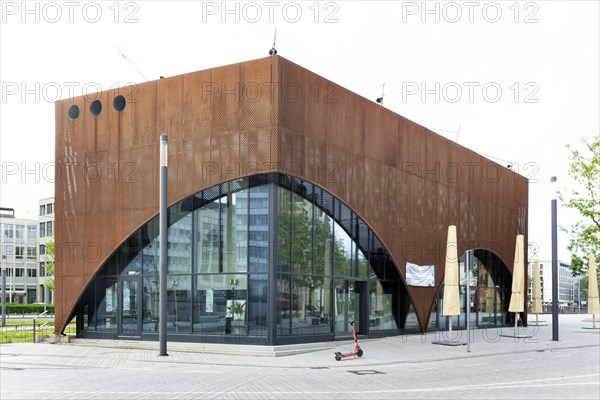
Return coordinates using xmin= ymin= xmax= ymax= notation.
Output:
xmin=442 ymin=225 xmax=460 ymax=337
xmin=531 ymin=260 xmax=545 ymax=325
xmin=508 ymin=235 xmax=525 ymax=328
xmin=587 ymin=255 xmax=599 ymax=329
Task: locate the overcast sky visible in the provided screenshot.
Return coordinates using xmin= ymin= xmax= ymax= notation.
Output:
xmin=1 ymin=1 xmax=598 ymax=263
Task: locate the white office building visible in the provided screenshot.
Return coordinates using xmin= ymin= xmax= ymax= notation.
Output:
xmin=528 ymin=260 xmax=576 ymax=305
xmin=0 ymin=198 xmax=55 ymax=306
xmin=0 ymin=208 xmax=39 ymax=304
xmin=38 ymin=197 xmax=55 ymax=304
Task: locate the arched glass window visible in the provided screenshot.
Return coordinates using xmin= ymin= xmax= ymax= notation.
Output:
xmin=78 ymin=174 xmax=415 ymax=344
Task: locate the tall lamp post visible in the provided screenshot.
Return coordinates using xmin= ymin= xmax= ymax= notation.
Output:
xmin=551 ymin=176 xmax=559 ymax=341
xmin=159 ymin=135 xmax=168 ymax=356
xmin=577 ymin=279 xmax=581 ymax=314
xmin=465 ymin=249 xmax=473 ymax=352
xmin=1 ymin=268 xmax=6 ymax=327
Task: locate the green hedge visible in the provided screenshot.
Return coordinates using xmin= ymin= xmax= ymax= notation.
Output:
xmin=4 ymin=303 xmax=54 ymax=315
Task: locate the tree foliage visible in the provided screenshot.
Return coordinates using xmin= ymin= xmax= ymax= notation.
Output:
xmin=560 ymin=134 xmax=600 ymax=277
xmin=44 ymin=234 xmax=55 ymax=291
xmin=277 ymin=194 xmax=359 ymax=285
xmin=579 ymin=276 xmax=589 ymax=300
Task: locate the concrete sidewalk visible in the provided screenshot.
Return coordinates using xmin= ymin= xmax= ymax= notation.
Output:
xmin=1 ymin=314 xmax=598 ymax=400
xmin=2 ymin=314 xmax=598 ymax=368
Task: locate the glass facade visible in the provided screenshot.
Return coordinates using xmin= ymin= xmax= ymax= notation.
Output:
xmin=433 ymin=250 xmax=511 ymax=329
xmin=76 ymin=174 xmax=511 ymax=344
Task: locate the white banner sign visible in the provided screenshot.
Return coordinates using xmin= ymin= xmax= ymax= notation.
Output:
xmin=206 ymin=289 xmax=214 ymax=313
xmin=106 ymin=288 xmax=113 ymax=312
xmin=406 ymin=262 xmax=435 ymax=287
xmin=123 ymin=286 xmax=130 ymax=311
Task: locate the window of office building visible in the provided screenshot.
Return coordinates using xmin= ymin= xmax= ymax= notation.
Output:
xmin=27 ymin=246 xmax=36 ymax=260
xmin=4 ymin=224 xmax=13 ymax=239
xmin=15 ymin=245 xmax=24 ymax=260
xmin=27 ymin=225 xmax=37 ymax=239
xmin=15 ymin=225 xmax=24 ymax=239
xmin=39 ymin=223 xmax=46 ymax=238
xmin=47 ymin=203 xmax=53 ymax=214
xmin=40 ymin=205 xmax=46 ymax=216
xmin=27 ymin=289 xmax=36 ymax=304
xmin=3 ymin=243 xmax=15 ymax=258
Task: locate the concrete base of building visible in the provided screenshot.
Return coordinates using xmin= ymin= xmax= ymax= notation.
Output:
xmin=431 ymin=340 xmax=467 ymax=346
xmin=69 ymin=338 xmax=338 ymax=357
xmin=49 ymin=334 xmax=74 ymax=344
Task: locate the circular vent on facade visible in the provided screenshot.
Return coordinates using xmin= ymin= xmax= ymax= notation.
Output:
xmin=113 ymin=95 xmax=126 ymax=112
xmin=90 ymin=100 xmax=102 ymax=116
xmin=67 ymin=104 xmax=80 ymax=120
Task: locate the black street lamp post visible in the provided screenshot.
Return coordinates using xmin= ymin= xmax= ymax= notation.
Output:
xmin=551 ymin=176 xmax=559 ymax=341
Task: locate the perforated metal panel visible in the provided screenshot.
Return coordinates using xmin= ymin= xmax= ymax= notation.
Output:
xmin=55 ymin=56 xmax=528 ymax=334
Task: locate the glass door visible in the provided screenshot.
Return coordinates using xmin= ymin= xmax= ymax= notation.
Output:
xmin=119 ymin=277 xmax=141 ymax=336
xmin=334 ymin=280 xmax=366 ymax=336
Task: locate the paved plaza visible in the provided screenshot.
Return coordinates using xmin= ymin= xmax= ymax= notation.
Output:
xmin=1 ymin=314 xmax=599 ymax=399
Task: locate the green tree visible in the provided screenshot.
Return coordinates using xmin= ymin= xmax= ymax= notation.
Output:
xmin=579 ymin=276 xmax=589 ymax=303
xmin=277 ymin=198 xmax=354 ymax=279
xmin=43 ymin=234 xmax=55 ymax=291
xmin=277 ymin=191 xmax=356 ymax=316
xmin=560 ymin=134 xmax=600 ymax=276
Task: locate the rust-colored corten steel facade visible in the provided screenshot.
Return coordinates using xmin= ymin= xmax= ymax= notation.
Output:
xmin=55 ymin=56 xmax=528 ymax=335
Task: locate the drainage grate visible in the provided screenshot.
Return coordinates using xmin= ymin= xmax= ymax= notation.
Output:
xmin=349 ymin=370 xmax=385 ymax=375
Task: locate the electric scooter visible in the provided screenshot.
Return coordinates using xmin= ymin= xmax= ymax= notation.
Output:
xmin=334 ymin=320 xmax=363 ymax=361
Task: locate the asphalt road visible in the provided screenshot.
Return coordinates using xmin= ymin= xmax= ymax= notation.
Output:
xmin=1 ymin=314 xmax=598 ymax=399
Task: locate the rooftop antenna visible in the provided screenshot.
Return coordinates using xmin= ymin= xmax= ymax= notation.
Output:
xmin=429 ymin=124 xmax=515 ymax=167
xmin=115 ymin=45 xmax=148 ymax=81
xmin=427 ymin=125 xmax=462 ymax=142
xmin=269 ymin=28 xmax=278 ymax=56
xmin=376 ymin=82 xmax=385 ymax=106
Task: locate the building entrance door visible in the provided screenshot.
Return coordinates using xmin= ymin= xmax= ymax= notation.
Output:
xmin=119 ymin=277 xmax=142 ymax=337
xmin=334 ymin=280 xmax=367 ymax=337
